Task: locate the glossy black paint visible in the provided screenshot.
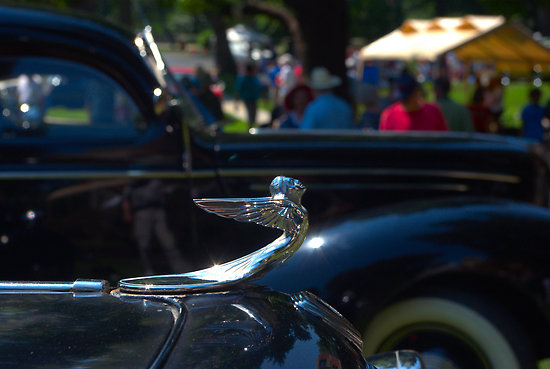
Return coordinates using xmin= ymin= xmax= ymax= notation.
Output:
xmin=259 ymin=197 xmax=550 ymax=358
xmin=189 ymin=130 xmax=550 ymax=274
xmin=0 ymin=292 xmax=175 ymax=368
xmin=0 ymin=287 xmax=366 ymax=369
xmin=164 ymin=288 xmax=365 ymax=369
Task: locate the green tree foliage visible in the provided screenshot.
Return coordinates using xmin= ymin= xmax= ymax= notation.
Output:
xmin=348 ymin=0 xmax=401 ymax=42
xmin=177 ymin=0 xmax=232 ymax=14
xmin=176 ymin=0 xmax=238 ymax=77
xmin=3 ymin=0 xmax=178 ymax=34
xmin=346 ymin=0 xmax=550 ymax=41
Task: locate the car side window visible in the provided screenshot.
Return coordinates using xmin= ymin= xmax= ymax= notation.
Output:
xmin=0 ymin=56 xmax=145 ymax=139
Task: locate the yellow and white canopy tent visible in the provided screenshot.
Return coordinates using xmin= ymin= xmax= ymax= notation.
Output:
xmin=359 ymin=15 xmax=550 ymax=75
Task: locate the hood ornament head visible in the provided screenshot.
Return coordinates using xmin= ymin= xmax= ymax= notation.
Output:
xmin=119 ymin=176 xmax=308 ymax=293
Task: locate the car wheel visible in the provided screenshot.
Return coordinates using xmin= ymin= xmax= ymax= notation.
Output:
xmin=361 ymin=295 xmax=536 ymax=369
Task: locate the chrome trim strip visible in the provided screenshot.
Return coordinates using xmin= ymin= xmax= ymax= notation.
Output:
xmin=190 ymin=170 xmax=217 ymax=178
xmin=218 ymin=168 xmax=521 ymax=184
xmin=0 ymin=171 xmax=186 ymax=180
xmin=0 ymin=170 xmax=216 ymax=180
xmin=0 ymin=167 xmax=520 ymax=184
xmin=250 ymin=183 xmax=470 ymax=192
xmin=0 ymin=279 xmax=110 ymax=293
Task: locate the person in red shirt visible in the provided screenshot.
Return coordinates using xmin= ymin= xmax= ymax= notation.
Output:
xmin=380 ymin=72 xmax=448 ymax=132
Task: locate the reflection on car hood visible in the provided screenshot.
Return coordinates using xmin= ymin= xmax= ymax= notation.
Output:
xmin=0 ymin=292 xmax=176 ymax=368
xmin=0 ymin=286 xmax=366 ymax=369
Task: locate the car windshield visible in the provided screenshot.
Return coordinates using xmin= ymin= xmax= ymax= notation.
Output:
xmin=135 ymin=27 xmax=206 ymax=130
xmin=0 ymin=56 xmax=144 ymax=138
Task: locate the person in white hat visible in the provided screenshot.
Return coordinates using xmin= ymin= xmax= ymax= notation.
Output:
xmin=300 ymin=67 xmax=354 ymax=130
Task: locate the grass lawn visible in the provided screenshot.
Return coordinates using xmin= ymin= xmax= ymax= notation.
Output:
xmin=222 ymin=117 xmax=249 ymax=133
xmin=44 ymin=106 xmax=89 ymax=124
xmin=221 ymin=98 xmax=274 ymax=133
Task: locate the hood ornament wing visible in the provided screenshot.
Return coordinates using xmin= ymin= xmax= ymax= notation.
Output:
xmin=119 ymin=176 xmax=308 ymax=293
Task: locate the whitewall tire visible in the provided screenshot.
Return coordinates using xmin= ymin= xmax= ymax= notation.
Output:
xmin=362 ymin=296 xmax=535 ymax=369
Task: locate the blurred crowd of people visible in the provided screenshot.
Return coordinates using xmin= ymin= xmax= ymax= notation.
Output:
xmin=233 ymin=54 xmax=355 ymax=130
xmin=182 ymin=52 xmax=550 ymax=143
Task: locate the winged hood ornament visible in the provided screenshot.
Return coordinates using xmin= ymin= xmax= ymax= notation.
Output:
xmin=119 ymin=176 xmax=308 ymax=293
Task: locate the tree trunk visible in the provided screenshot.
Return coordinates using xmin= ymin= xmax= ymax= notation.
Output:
xmin=243 ymin=0 xmax=349 ymax=99
xmin=207 ymin=11 xmax=237 ymax=78
xmin=283 ymin=0 xmax=350 ymax=100
xmin=532 ymin=1 xmax=550 ymax=35
xmin=243 ymin=1 xmax=307 ymax=78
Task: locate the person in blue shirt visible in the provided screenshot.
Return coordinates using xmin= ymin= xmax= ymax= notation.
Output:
xmin=521 ymin=88 xmax=545 ymax=141
xmin=235 ymin=63 xmax=263 ymax=129
xmin=300 ymin=67 xmax=354 ymax=130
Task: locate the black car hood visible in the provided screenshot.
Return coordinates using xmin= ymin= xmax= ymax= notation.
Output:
xmin=0 ymin=292 xmax=176 ymax=369
xmin=0 ymin=286 xmax=366 ymax=369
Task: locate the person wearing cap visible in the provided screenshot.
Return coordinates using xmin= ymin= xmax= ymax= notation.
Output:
xmin=379 ymin=71 xmax=448 ymax=132
xmin=279 ymin=84 xmax=314 ymax=129
xmin=299 ymin=67 xmax=354 ymax=130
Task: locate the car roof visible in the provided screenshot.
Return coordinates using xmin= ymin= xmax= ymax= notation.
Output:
xmin=0 ymin=5 xmax=160 ymax=117
xmin=0 ymin=5 xmax=139 ymax=60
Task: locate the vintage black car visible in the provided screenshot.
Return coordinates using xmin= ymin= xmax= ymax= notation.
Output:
xmin=0 ymin=5 xmax=549 ymax=369
xmin=0 ymin=176 xmax=425 ymax=369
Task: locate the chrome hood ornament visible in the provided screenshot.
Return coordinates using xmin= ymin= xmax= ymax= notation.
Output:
xmin=119 ymin=176 xmax=308 ymax=293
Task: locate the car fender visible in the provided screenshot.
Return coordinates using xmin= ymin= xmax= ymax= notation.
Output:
xmin=258 ymin=196 xmax=550 ymax=322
